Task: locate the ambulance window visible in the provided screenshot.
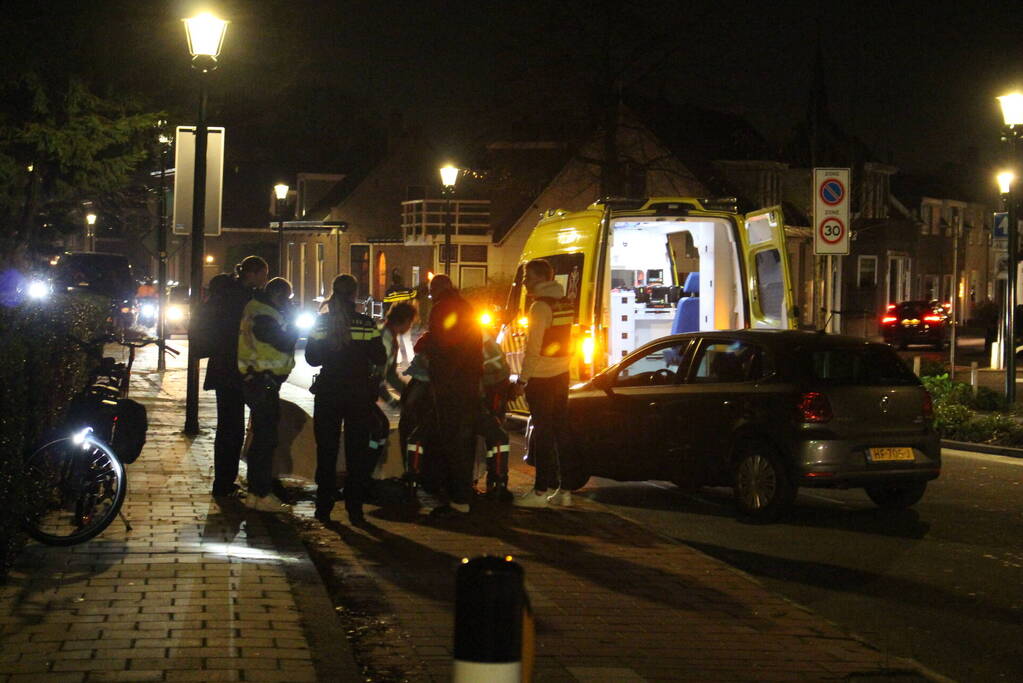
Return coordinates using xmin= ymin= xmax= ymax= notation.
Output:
xmin=528 ymin=253 xmax=585 ymax=315
xmin=754 ymin=249 xmax=784 ymax=320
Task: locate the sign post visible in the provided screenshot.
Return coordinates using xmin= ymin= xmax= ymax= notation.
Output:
xmin=813 ymin=168 xmax=851 ymax=333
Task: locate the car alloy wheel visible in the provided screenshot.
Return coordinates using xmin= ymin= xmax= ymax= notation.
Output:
xmin=733 ymin=443 xmax=796 ymax=521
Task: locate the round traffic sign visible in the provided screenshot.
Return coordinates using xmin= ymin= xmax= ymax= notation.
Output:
xmin=819 ymin=178 xmax=845 ymax=206
xmin=819 ymin=217 xmax=845 ymax=244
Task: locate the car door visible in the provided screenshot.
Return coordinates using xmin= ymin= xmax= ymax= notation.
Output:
xmin=573 ymin=337 xmax=694 ymax=483
xmin=678 ymin=337 xmax=770 ymax=485
xmin=740 ymin=207 xmax=796 ymax=330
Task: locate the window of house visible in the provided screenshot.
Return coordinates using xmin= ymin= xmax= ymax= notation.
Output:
xmin=857 ymin=255 xmax=878 ymax=288
xmin=459 ymin=245 xmax=488 ymax=263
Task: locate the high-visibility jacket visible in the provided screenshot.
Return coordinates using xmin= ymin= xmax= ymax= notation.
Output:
xmin=536 ymin=296 xmax=574 ymax=358
xmin=237 ymin=298 xmax=296 ymax=378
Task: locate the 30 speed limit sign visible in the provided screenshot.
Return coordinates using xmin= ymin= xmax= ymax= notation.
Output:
xmin=813 ymin=168 xmax=850 ymax=254
xmin=819 ymin=217 xmax=845 ymax=244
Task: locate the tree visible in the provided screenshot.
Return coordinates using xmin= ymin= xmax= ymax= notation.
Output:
xmin=0 ymin=73 xmax=162 ymax=265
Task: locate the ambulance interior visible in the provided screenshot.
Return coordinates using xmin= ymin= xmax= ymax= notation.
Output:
xmin=608 ymin=218 xmax=744 ymax=364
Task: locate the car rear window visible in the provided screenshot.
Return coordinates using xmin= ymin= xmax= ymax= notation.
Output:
xmin=796 ymin=345 xmax=918 ymax=386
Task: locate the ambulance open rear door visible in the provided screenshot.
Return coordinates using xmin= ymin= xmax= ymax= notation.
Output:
xmin=740 ymin=206 xmax=796 ymax=330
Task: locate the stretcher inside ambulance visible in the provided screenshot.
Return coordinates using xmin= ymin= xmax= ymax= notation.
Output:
xmin=499 ymin=198 xmax=794 ymax=398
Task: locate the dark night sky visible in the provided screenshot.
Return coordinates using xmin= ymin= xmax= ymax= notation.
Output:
xmin=6 ymin=0 xmax=1023 ymax=220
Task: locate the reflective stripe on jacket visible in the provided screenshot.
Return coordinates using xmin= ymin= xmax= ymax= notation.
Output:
xmin=238 ymin=299 xmax=296 ymax=378
xmin=536 ymin=296 xmax=574 ymax=358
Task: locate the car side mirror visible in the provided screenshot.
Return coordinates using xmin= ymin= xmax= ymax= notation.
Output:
xmin=591 ymin=372 xmax=614 ymax=394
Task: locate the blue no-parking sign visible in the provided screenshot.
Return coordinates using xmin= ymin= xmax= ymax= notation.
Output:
xmin=813 ymin=168 xmax=850 ymax=255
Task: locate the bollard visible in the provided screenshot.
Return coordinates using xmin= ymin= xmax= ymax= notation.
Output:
xmin=454 ymin=555 xmax=533 ymax=682
xmin=971 ymin=361 xmax=979 ymax=396
xmin=913 ymin=356 xmax=921 ymax=377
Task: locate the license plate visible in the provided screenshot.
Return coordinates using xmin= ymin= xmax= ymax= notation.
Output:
xmin=868 ymin=447 xmax=915 ymax=462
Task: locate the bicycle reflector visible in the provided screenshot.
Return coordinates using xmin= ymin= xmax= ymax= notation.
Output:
xmin=72 ymin=427 xmax=94 ymax=448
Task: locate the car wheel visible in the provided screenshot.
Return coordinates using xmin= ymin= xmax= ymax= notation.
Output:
xmin=864 ymin=481 xmax=927 ymax=509
xmin=732 ymin=442 xmax=796 ymax=521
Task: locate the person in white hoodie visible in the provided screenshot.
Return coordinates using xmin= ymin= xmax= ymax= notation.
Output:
xmin=513 ymin=259 xmax=575 ymax=508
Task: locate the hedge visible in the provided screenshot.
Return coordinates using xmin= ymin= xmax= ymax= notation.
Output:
xmin=922 ymin=374 xmax=1023 ymax=447
xmin=0 ymin=291 xmax=108 ymax=580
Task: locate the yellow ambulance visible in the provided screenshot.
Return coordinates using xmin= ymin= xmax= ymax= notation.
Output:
xmin=498 ymin=197 xmax=796 ymax=401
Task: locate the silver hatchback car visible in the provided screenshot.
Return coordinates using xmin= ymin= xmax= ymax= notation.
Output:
xmin=560 ymin=330 xmax=941 ymax=520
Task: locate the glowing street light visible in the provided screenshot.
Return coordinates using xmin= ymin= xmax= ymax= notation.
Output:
xmin=274 ymin=183 xmax=290 ymax=275
xmin=998 ymin=91 xmax=1023 ymax=403
xmin=998 ymin=171 xmax=1015 ymax=195
xmin=439 ymin=164 xmax=459 ymax=275
xmin=183 ymin=10 xmax=228 ymax=435
xmin=85 ymin=212 xmax=97 ymax=251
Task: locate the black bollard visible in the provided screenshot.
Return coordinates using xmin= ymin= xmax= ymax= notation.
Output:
xmin=453 ymin=555 xmax=532 ymax=682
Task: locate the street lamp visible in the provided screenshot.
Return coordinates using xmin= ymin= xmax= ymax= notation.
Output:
xmin=439 ymin=164 xmax=459 ymax=276
xmin=274 ymin=183 xmax=290 ymax=276
xmin=998 ymin=92 xmax=1023 ymax=404
xmin=183 ymin=11 xmax=228 ymax=435
xmin=156 ymin=126 xmax=172 ymax=372
xmin=85 ymin=213 xmax=97 ymax=251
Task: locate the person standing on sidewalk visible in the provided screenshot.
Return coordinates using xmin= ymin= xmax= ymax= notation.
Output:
xmin=514 ymin=259 xmax=573 ymax=509
xmin=306 ymin=274 xmax=386 ymax=524
xmin=195 ymin=255 xmax=268 ymax=498
xmin=237 ymin=277 xmax=298 ymax=512
xmin=417 ymin=274 xmax=482 ymax=516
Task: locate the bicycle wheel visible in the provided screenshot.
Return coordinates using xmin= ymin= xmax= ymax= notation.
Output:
xmin=23 ymin=430 xmax=127 ymax=546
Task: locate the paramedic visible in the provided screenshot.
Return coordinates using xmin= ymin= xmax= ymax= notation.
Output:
xmin=514 ymin=259 xmax=573 ymax=508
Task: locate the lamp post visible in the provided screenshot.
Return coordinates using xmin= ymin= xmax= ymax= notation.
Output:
xmin=998 ymin=93 xmax=1023 ymax=404
xmin=183 ymin=11 xmax=228 ymax=436
xmin=85 ymin=213 xmax=97 ymax=251
xmin=157 ymin=129 xmax=172 ymax=372
xmin=274 ymin=183 xmax=289 ymax=276
xmin=439 ymin=164 xmax=459 ymax=276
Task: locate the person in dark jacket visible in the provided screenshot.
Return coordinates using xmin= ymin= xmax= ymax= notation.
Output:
xmin=198 ymin=256 xmax=268 ymax=498
xmin=416 ymin=274 xmax=482 ymax=515
xmin=306 ymin=274 xmax=387 ymax=524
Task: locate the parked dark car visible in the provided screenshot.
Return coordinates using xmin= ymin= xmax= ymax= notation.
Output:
xmin=51 ymin=252 xmax=137 ymax=331
xmin=552 ymin=330 xmax=941 ymax=520
xmin=881 ymin=300 xmax=950 ymax=350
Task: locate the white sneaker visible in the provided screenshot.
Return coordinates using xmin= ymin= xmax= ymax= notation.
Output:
xmin=547 ymin=490 xmax=573 ymax=507
xmin=514 ymin=490 xmax=550 ymax=509
xmin=248 ymin=493 xmax=290 ymax=512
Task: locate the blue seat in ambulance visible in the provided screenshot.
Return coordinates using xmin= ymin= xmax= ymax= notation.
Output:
xmin=672 ymin=272 xmax=700 ymax=334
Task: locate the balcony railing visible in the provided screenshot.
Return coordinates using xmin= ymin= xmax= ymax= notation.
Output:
xmin=401 ymin=199 xmax=491 ymax=242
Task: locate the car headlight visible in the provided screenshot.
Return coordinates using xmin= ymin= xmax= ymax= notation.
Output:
xmin=140 ymin=303 xmax=157 ymax=318
xmin=167 ymin=305 xmax=185 ymax=322
xmin=295 ymin=312 xmax=316 ymax=332
xmin=26 ymin=280 xmax=49 ymax=300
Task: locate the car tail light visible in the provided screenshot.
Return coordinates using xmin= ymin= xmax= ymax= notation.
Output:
xmin=798 ymin=392 xmax=832 ymax=423
xmin=922 ymin=391 xmax=933 ymax=420
xmin=923 ymin=315 xmax=942 ymax=323
xmin=886 ymin=303 xmax=896 ymax=311
xmin=881 ymin=316 xmax=897 ymax=324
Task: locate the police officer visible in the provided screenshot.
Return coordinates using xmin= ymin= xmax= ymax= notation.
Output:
xmin=237 ymin=276 xmax=298 ymax=512
xmin=513 ymin=259 xmax=573 ymax=508
xmin=306 ymin=274 xmax=386 ymax=524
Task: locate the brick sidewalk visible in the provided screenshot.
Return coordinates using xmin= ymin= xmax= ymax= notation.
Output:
xmin=2 ymin=346 xmax=933 ymax=682
xmin=0 ymin=352 xmax=358 ymax=682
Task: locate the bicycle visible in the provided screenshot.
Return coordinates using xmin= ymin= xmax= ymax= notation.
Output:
xmin=22 ymin=334 xmax=176 ymax=546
